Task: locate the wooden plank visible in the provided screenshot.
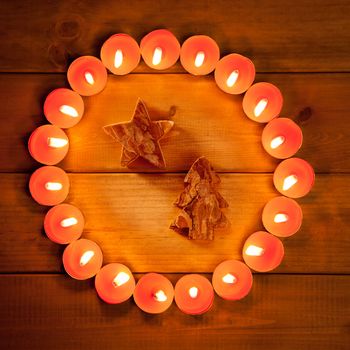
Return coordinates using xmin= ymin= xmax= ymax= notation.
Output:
xmin=1 ymin=73 xmax=350 ymax=173
xmin=0 ymin=173 xmax=348 ymax=273
xmin=0 ymin=274 xmax=348 ymax=350
xmin=0 ymin=0 xmax=350 ymax=73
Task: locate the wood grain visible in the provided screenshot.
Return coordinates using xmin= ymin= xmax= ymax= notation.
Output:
xmin=1 ymin=73 xmax=350 ymax=173
xmin=1 ymin=173 xmax=348 ymax=273
xmin=0 ymin=274 xmax=348 ymax=350
xmin=0 ymin=0 xmax=350 ymax=73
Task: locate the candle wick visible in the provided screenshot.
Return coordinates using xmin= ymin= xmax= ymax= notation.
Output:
xmin=112 ymin=271 xmax=130 ymax=287
xmin=79 ymin=250 xmax=95 ymax=266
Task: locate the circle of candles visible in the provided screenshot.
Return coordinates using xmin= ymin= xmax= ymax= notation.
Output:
xmin=214 ymin=54 xmax=255 ymax=94
xmin=180 ymin=35 xmax=220 ymax=76
xmin=29 ymin=166 xmax=69 ymax=206
xmin=100 ymin=34 xmax=140 ymax=75
xmin=212 ymin=260 xmax=253 ymax=300
xmin=262 ymin=196 xmax=303 ymax=237
xmin=28 ymin=124 xmax=69 ymax=165
xmin=63 ymin=239 xmax=103 ymax=280
xmin=174 ymin=274 xmax=214 ymax=315
xmin=133 ymin=273 xmax=174 ymax=314
xmin=273 ymin=157 xmax=315 ymax=198
xmin=262 ymin=118 xmax=303 ymax=159
xmin=243 ymin=82 xmax=283 ymax=123
xmin=44 ymin=204 xmax=84 ymax=244
xmin=67 ymin=56 xmax=108 ymax=96
xmin=140 ymin=29 xmax=180 ymax=70
xmin=95 ymin=263 xmax=135 ymax=304
xmin=43 ymin=88 xmax=84 ymax=129
xmin=243 ymin=231 xmax=284 ymax=272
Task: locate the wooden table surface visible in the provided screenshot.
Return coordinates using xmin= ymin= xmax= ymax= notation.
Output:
xmin=0 ymin=1 xmax=349 ymax=349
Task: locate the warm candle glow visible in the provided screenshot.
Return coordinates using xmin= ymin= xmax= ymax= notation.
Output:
xmin=194 ymin=51 xmax=205 ymax=67
xmin=254 ymin=98 xmax=268 ymax=117
xmin=270 ymin=135 xmax=285 ymax=149
xmin=283 ymin=174 xmax=298 ymax=191
xmin=47 ymin=137 xmax=68 ymax=148
xmin=112 ymin=271 xmax=130 ymax=287
xmin=58 ymin=105 xmax=79 ymax=118
xmin=79 ymin=250 xmax=95 ymax=266
xmin=44 ymin=182 xmax=63 ymax=191
xmin=274 ymin=213 xmax=289 ymax=223
xmin=153 ymin=289 xmax=167 ymax=302
xmin=84 ymin=71 xmax=95 ymax=85
xmin=226 ymin=69 xmax=239 ymax=87
xmin=245 ymin=245 xmax=265 ymax=256
xmin=60 ymin=217 xmax=78 ymax=228
xmin=114 ymin=49 xmax=124 ymax=68
xmin=188 ymin=286 xmax=199 ymax=299
xmin=222 ymin=273 xmax=237 ymax=284
xmin=152 ymin=47 xmax=163 ymax=66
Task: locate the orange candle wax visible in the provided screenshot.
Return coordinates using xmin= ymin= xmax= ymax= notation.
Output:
xmin=215 ymin=54 xmax=255 ymax=94
xmin=174 ymin=274 xmax=214 ymax=315
xmin=133 ymin=273 xmax=174 ymax=314
xmin=95 ymin=263 xmax=135 ymax=304
xmin=67 ymin=56 xmax=107 ymax=96
xmin=29 ymin=166 xmax=69 ymax=206
xmin=100 ymin=33 xmax=140 ymax=75
xmin=180 ymin=35 xmax=220 ymax=75
xmin=273 ymin=158 xmax=315 ymax=198
xmin=212 ymin=260 xmax=253 ymax=300
xmin=44 ymin=88 xmax=84 ymax=129
xmin=28 ymin=124 xmax=69 ymax=165
xmin=63 ymin=239 xmax=103 ymax=280
xmin=140 ymin=29 xmax=180 ymax=70
xmin=44 ymin=204 xmax=84 ymax=244
xmin=262 ymin=118 xmax=303 ymax=159
xmin=243 ymin=82 xmax=283 ymax=123
xmin=243 ymin=231 xmax=284 ymax=272
xmin=262 ymin=196 xmax=303 ymax=237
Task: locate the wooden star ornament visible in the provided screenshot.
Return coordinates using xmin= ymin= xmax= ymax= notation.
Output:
xmin=103 ymin=99 xmax=174 ymax=169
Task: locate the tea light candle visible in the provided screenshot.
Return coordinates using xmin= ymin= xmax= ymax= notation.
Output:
xmin=43 ymin=88 xmax=84 ymax=129
xmin=140 ymin=29 xmax=180 ymax=70
xmin=44 ymin=204 xmax=84 ymax=244
xmin=262 ymin=196 xmax=303 ymax=237
xmin=29 ymin=166 xmax=69 ymax=206
xmin=100 ymin=34 xmax=140 ymax=75
xmin=67 ymin=56 xmax=107 ymax=96
xmin=273 ymin=158 xmax=315 ymax=198
xmin=243 ymin=82 xmax=283 ymax=123
xmin=243 ymin=231 xmax=284 ymax=272
xmin=95 ymin=263 xmax=135 ymax=304
xmin=180 ymin=35 xmax=220 ymax=75
xmin=215 ymin=54 xmax=255 ymax=94
xmin=63 ymin=239 xmax=103 ymax=280
xmin=212 ymin=260 xmax=253 ymax=300
xmin=262 ymin=118 xmax=303 ymax=159
xmin=133 ymin=273 xmax=174 ymax=314
xmin=28 ymin=125 xmax=69 ymax=165
xmin=174 ymin=274 xmax=214 ymax=315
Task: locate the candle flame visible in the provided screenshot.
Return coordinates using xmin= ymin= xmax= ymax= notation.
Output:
xmin=274 ymin=213 xmax=289 ymax=223
xmin=270 ymin=136 xmax=285 ymax=149
xmin=79 ymin=250 xmax=94 ymax=266
xmin=194 ymin=51 xmax=205 ymax=67
xmin=245 ymin=245 xmax=265 ymax=257
xmin=45 ymin=182 xmax=63 ymax=191
xmin=254 ymin=98 xmax=268 ymax=117
xmin=188 ymin=286 xmax=199 ymax=299
xmin=112 ymin=271 xmax=130 ymax=287
xmin=84 ymin=71 xmax=95 ymax=85
xmin=59 ymin=105 xmax=79 ymax=118
xmin=47 ymin=137 xmax=68 ymax=148
xmin=114 ymin=49 xmax=123 ymax=68
xmin=60 ymin=217 xmax=78 ymax=228
xmin=222 ymin=273 xmax=237 ymax=284
xmin=283 ymin=174 xmax=298 ymax=191
xmin=226 ymin=69 xmax=239 ymax=87
xmin=153 ymin=290 xmax=167 ymax=302
xmin=152 ymin=47 xmax=163 ymax=66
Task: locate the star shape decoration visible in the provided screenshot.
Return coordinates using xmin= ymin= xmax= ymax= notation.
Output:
xmin=103 ymin=99 xmax=174 ymax=169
